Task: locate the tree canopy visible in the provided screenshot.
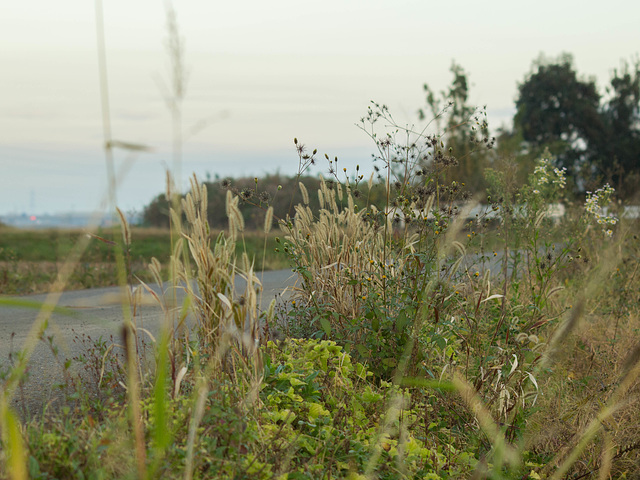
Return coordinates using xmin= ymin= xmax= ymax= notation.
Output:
xmin=512 ymin=54 xmax=640 ymax=195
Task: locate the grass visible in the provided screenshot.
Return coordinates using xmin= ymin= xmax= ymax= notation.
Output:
xmin=1 ymin=136 xmax=638 ymax=479
xmin=1 ymin=7 xmax=639 ymax=478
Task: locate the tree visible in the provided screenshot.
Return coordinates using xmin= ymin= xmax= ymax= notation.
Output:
xmin=513 ymin=53 xmax=602 ymax=180
xmin=419 ymin=62 xmax=493 ymax=193
xmin=591 ymin=59 xmax=640 ymax=195
xmin=511 ymin=54 xmax=640 ymax=196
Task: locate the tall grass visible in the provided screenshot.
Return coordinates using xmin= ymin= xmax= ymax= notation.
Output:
xmin=2 ymin=127 xmax=640 ymax=479
xmin=1 ymin=6 xmax=640 ymax=480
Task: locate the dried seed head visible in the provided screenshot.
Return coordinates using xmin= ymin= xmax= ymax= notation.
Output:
xmin=259 ymin=191 xmax=270 ymax=203
xmin=170 ymin=207 xmax=182 ymax=231
xmin=299 ymin=182 xmax=309 ymax=205
xmin=264 ymin=206 xmax=274 ymax=234
xmin=240 ymin=188 xmax=253 ymax=201
xmin=190 ymin=174 xmax=201 ymax=203
xmin=200 ymin=184 xmax=208 ymax=214
xmin=232 ymin=207 xmax=244 ymax=233
xmin=182 ymin=194 xmax=196 ymax=224
xmin=228 ymin=213 xmax=238 ymax=240
xmin=225 ymin=190 xmax=234 ymax=218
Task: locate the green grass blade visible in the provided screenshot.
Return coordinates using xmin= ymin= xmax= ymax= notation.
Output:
xmin=0 ymin=400 xmax=27 ymax=480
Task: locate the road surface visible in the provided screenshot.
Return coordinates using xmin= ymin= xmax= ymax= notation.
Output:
xmin=0 ymin=269 xmax=298 ymax=418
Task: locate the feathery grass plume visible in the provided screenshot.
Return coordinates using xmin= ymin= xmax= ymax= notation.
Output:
xmin=326 ymin=182 xmax=338 ymax=213
xmin=225 ymin=190 xmax=245 ymax=235
xmin=177 ymin=175 xmax=267 ymax=397
xmin=347 ymin=188 xmax=354 ymax=211
xmin=241 ymin=251 xmax=251 ymax=274
xmin=182 ymin=193 xmax=196 ymax=224
xmin=225 ymin=189 xmax=233 ymax=218
xmin=169 ymin=207 xmax=182 ymax=236
xmin=319 ymin=177 xmax=328 ymax=198
xmin=264 ymin=206 xmax=274 ymax=234
xmin=318 ymin=187 xmax=325 ymax=209
xmin=282 ymin=181 xmax=391 ymax=325
xmin=299 ymin=181 xmax=309 ymax=205
xmin=188 ymin=173 xmax=200 ymax=203
xmin=228 ymin=211 xmax=238 ymax=240
xmin=232 ymin=205 xmax=244 ymax=233
xmin=200 ymin=182 xmax=207 ymax=218
xmin=226 ymin=190 xmax=238 ymax=239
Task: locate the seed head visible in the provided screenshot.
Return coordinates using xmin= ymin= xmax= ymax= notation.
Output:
xmin=240 ymin=189 xmax=253 ymax=201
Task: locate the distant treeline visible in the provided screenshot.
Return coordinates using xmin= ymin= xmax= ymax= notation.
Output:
xmin=142 ymin=173 xmax=389 ymax=230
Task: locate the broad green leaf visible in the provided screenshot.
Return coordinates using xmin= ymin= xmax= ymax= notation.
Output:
xmin=319 ymin=317 xmax=331 ymax=337
xmin=308 ymin=402 xmax=329 ymax=421
xmin=371 ymin=316 xmax=380 ymax=332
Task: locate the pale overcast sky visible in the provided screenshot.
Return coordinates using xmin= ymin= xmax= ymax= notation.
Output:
xmin=0 ymin=0 xmax=638 ymax=215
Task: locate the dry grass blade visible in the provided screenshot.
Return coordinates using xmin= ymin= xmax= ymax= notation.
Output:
xmin=116 ymin=207 xmax=131 ymax=246
xmin=452 ymin=373 xmax=520 ymax=470
xmin=184 ymin=377 xmax=208 ymax=480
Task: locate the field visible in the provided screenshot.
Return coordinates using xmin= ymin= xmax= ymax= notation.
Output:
xmin=0 ymin=227 xmax=286 ymax=295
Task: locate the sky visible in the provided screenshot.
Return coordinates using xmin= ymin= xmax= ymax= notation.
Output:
xmin=1 ymin=0 xmax=639 ymax=216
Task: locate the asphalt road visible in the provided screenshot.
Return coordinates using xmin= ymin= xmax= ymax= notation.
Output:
xmin=0 ymin=269 xmax=298 ymax=418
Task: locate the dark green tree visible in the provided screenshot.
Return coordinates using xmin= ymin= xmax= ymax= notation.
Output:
xmin=591 ymin=59 xmax=640 ymax=195
xmin=511 ymin=54 xmax=640 ymax=196
xmin=513 ymin=53 xmax=602 ymax=180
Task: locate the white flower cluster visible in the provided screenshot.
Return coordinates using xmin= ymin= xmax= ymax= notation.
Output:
xmin=585 ymin=184 xmax=618 ymax=237
xmin=533 ymin=158 xmax=567 ymax=193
